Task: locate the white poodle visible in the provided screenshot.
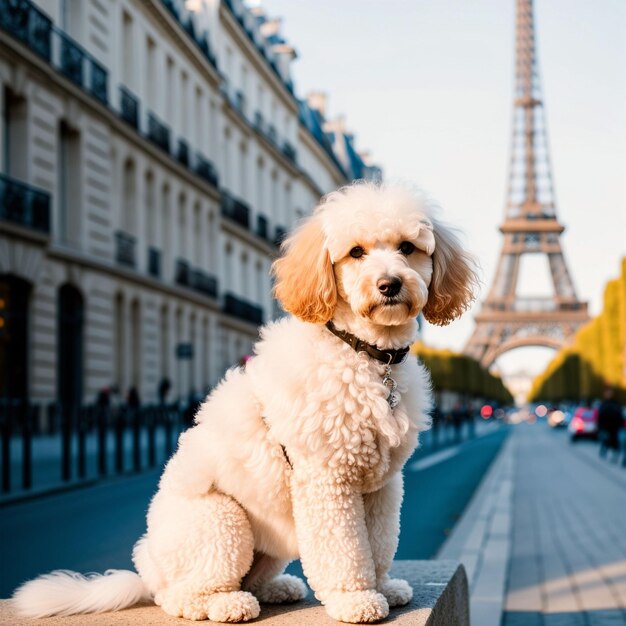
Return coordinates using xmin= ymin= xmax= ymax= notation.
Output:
xmin=13 ymin=182 xmax=477 ymax=623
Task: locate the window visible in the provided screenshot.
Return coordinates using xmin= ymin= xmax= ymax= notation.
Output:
xmin=146 ymin=37 xmax=156 ymax=106
xmin=165 ymin=57 xmax=174 ymax=122
xmin=122 ymin=11 xmax=134 ymax=88
xmin=57 ymin=284 xmax=84 ymax=411
xmin=122 ymin=158 xmax=136 ymax=235
xmin=160 ymin=305 xmax=169 ymax=381
xmin=58 ymin=121 xmax=81 ymax=246
xmin=115 ymin=293 xmax=125 ymax=391
xmin=145 ymin=170 xmax=156 ymax=249
xmin=3 ymin=87 xmax=27 ymax=179
xmin=130 ymin=299 xmax=141 ymax=389
xmin=178 ymin=193 xmax=187 ymax=258
xmin=0 ymin=275 xmax=31 ymax=403
xmin=193 ymin=202 xmax=202 ymax=267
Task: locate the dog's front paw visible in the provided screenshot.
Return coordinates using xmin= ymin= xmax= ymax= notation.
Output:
xmin=254 ymin=574 xmax=308 ymax=604
xmin=324 ymin=590 xmax=389 ymax=623
xmin=378 ymin=577 xmax=413 ymax=607
xmin=205 ymin=591 xmax=260 ymax=623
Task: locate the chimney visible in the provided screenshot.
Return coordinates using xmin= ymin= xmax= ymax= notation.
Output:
xmin=260 ymin=17 xmax=281 ymax=38
xmin=307 ymin=91 xmax=328 ymax=117
xmin=272 ymin=43 xmax=297 ymax=79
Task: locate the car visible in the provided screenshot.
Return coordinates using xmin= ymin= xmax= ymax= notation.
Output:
xmin=568 ymin=407 xmax=599 ymax=441
xmin=547 ymin=409 xmax=567 ymax=428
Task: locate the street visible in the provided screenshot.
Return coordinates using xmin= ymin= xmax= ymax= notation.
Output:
xmin=502 ymin=425 xmax=626 ymax=625
xmin=0 ymin=422 xmax=507 ymax=598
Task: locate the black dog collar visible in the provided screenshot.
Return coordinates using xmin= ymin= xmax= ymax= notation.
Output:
xmin=325 ymin=321 xmax=410 ymax=365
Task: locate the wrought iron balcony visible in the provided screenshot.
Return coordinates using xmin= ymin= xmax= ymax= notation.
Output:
xmin=115 ymin=231 xmax=136 ymax=268
xmin=161 ymin=0 xmax=179 ymax=19
xmin=267 ymin=125 xmax=278 ymax=144
xmin=254 ymin=111 xmax=264 ymax=132
xmin=1 ymin=0 xmax=108 ymax=105
xmin=148 ymin=247 xmax=161 ymax=278
xmin=195 ymin=153 xmax=219 ymax=188
xmin=119 ymin=86 xmax=139 ymax=129
xmin=282 ymin=141 xmax=297 ymax=163
xmin=175 ymin=259 xmax=191 ymax=287
xmin=176 ymin=139 xmax=190 ymax=167
xmin=59 ymin=32 xmax=83 ymax=87
xmin=256 ymin=214 xmax=269 ymax=240
xmin=0 ymin=0 xmax=52 ymax=61
xmin=235 ymin=91 xmax=246 ymax=115
xmin=0 ymin=172 xmax=50 ymax=235
xmin=220 ymin=193 xmax=250 ymax=230
xmin=191 ymin=269 xmax=218 ymax=299
xmin=193 ymin=31 xmax=216 ymax=67
xmin=274 ymin=225 xmax=287 ymax=247
xmin=90 ymin=60 xmax=108 ymax=104
xmin=147 ymin=112 xmax=171 ymax=153
xmin=223 ymin=293 xmax=264 ymax=325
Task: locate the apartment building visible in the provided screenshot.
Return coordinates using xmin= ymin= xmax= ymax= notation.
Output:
xmin=0 ymin=0 xmax=380 ymax=410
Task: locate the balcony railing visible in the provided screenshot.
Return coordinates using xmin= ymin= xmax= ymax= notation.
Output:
xmin=274 ymin=225 xmax=287 ymax=247
xmin=191 ymin=270 xmax=218 ymax=299
xmin=119 ymin=86 xmax=140 ymax=129
xmin=59 ymin=32 xmax=83 ymax=87
xmin=148 ymin=247 xmax=161 ymax=278
xmin=235 ymin=90 xmax=246 ymax=115
xmin=221 ymin=192 xmax=250 ymax=230
xmin=223 ymin=293 xmax=264 ymax=325
xmin=282 ymin=141 xmax=297 ymax=163
xmin=177 ymin=139 xmax=190 ymax=167
xmin=254 ymin=111 xmax=264 ymax=132
xmin=0 ymin=0 xmax=108 ymax=105
xmin=147 ymin=112 xmax=171 ymax=153
xmin=220 ymin=0 xmax=296 ymax=101
xmin=195 ymin=153 xmax=219 ymax=188
xmin=0 ymin=172 xmax=51 ymax=235
xmin=175 ymin=259 xmax=191 ymax=287
xmin=267 ymin=125 xmax=277 ymax=144
xmin=256 ymin=214 xmax=269 ymax=240
xmin=159 ymin=1 xmax=216 ymax=68
xmin=115 ymin=231 xmax=136 ymax=268
xmin=0 ymin=0 xmax=52 ymax=62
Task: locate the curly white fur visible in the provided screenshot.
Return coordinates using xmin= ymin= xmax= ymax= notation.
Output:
xmin=12 ymin=182 xmax=477 ymax=623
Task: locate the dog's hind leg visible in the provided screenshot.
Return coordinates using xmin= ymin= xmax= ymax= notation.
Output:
xmin=242 ymin=552 xmax=307 ymax=604
xmin=147 ymin=489 xmax=260 ymax=622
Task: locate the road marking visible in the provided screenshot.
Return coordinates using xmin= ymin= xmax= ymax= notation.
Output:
xmin=410 ymin=446 xmax=460 ymax=471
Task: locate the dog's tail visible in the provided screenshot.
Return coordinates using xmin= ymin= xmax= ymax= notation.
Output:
xmin=12 ymin=569 xmax=150 ymax=618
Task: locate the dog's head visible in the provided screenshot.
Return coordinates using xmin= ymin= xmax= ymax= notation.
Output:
xmin=272 ymin=182 xmax=478 ymax=327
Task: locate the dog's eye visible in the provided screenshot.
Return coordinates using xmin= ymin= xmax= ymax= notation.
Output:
xmin=399 ymin=241 xmax=415 ymax=255
xmin=349 ymin=246 xmax=365 ymax=259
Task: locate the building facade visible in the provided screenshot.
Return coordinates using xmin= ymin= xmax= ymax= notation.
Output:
xmin=0 ymin=0 xmax=380 ymax=411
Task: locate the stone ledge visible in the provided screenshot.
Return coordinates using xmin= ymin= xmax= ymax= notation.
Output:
xmin=0 ymin=561 xmax=469 ymax=626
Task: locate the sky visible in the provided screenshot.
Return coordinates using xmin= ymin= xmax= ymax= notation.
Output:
xmin=258 ymin=0 xmax=626 ymax=375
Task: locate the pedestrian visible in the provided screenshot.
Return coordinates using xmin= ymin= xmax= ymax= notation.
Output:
xmin=96 ymin=386 xmax=110 ymax=409
xmin=127 ymin=386 xmax=141 ymax=411
xmin=158 ymin=377 xmax=171 ymax=407
xmin=451 ymin=401 xmax=463 ymax=444
xmin=597 ymin=387 xmax=622 ymax=463
xmin=430 ymin=404 xmax=441 ymax=448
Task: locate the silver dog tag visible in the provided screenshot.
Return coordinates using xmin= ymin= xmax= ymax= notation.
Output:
xmin=382 ymin=367 xmax=400 ymax=409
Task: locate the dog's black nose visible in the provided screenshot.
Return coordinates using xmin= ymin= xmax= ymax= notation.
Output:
xmin=377 ymin=276 xmax=402 ymax=297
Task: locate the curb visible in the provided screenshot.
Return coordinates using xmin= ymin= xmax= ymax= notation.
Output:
xmin=437 ymin=429 xmax=515 ymax=626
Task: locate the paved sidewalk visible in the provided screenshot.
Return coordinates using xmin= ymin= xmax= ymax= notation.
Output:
xmin=438 ymin=424 xmax=626 ymax=626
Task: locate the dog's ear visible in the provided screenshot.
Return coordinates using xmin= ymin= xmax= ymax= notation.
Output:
xmin=422 ymin=218 xmax=479 ymax=326
xmin=272 ymin=214 xmax=337 ymax=323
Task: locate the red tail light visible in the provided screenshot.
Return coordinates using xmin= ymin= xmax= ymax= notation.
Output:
xmin=571 ymin=417 xmax=584 ymax=432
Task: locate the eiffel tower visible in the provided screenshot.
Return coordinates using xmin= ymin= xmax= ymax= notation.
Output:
xmin=465 ymin=0 xmax=589 ymax=368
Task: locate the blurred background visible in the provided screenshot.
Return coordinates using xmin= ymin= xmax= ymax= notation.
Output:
xmin=0 ymin=0 xmax=624 ymax=622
